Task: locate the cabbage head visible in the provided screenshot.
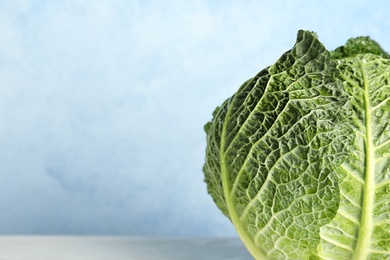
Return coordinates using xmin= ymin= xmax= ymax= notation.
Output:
xmin=203 ymin=30 xmax=390 ymax=260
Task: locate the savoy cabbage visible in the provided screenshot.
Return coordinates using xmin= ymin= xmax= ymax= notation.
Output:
xmin=203 ymin=30 xmax=390 ymax=259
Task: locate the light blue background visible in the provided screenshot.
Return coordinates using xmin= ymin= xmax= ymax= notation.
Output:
xmin=0 ymin=0 xmax=389 ymax=236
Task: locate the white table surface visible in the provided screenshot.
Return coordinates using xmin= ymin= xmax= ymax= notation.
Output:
xmin=0 ymin=236 xmax=253 ymax=260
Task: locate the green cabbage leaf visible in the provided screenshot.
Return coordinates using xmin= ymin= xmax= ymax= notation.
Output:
xmin=203 ymin=30 xmax=390 ymax=260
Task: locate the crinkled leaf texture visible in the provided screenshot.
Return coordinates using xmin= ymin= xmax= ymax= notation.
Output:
xmin=203 ymin=30 xmax=390 ymax=260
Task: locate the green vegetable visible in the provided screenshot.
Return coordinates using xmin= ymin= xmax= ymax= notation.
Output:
xmin=203 ymin=30 xmax=390 ymax=260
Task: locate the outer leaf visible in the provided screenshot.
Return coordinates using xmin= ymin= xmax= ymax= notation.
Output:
xmin=204 ymin=30 xmax=351 ymax=259
xmin=319 ymin=38 xmax=390 ymax=260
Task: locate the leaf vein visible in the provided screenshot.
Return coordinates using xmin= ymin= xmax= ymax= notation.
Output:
xmin=339 ymin=164 xmax=364 ymax=184
xmin=321 ymin=234 xmax=354 ymax=252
